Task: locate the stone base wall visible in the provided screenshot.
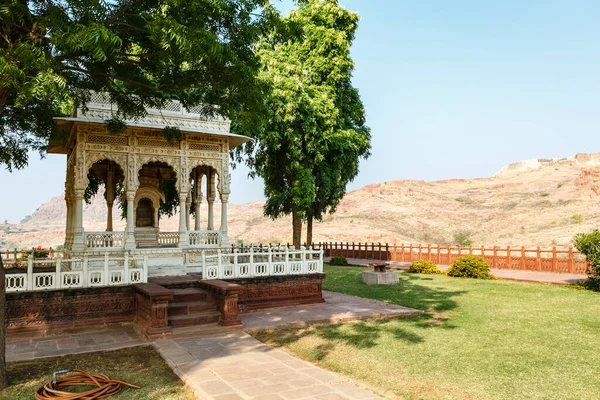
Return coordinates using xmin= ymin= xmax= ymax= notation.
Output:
xmin=231 ymin=274 xmax=326 ymax=313
xmin=6 ymin=287 xmax=136 ymax=337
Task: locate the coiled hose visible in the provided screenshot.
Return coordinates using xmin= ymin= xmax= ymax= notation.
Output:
xmin=35 ymin=369 xmax=140 ymax=399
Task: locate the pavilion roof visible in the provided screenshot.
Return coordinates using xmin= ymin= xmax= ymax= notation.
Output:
xmin=49 ymin=93 xmax=251 ymax=154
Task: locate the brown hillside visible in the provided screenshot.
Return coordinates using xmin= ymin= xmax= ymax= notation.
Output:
xmin=2 ymin=153 xmax=600 ymax=249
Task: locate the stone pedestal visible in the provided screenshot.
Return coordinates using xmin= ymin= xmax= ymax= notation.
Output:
xmin=362 ymin=271 xmax=399 ymax=285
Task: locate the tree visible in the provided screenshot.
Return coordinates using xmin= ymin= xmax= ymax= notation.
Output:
xmin=239 ymin=0 xmax=370 ymax=248
xmin=0 ymin=0 xmax=273 ymax=388
xmin=573 ymin=230 xmax=600 ymax=291
xmin=0 ymin=0 xmax=271 ymax=170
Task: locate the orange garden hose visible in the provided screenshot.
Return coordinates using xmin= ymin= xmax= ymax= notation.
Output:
xmin=35 ymin=369 xmax=140 ymax=399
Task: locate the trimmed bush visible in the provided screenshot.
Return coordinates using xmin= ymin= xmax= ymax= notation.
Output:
xmin=329 ymin=256 xmax=349 ymax=266
xmin=407 ymin=260 xmax=442 ymax=274
xmin=447 ymin=255 xmax=492 ymax=279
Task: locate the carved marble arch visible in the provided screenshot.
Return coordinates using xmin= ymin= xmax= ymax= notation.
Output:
xmin=134 ymin=155 xmax=179 ymax=193
xmin=188 ymin=159 xmax=221 ymax=195
xmin=85 ymin=152 xmax=128 ymax=179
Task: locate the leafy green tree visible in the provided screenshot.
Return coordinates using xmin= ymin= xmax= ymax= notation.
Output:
xmin=0 ymin=0 xmax=273 ymax=388
xmin=0 ymin=0 xmax=270 ymax=170
xmin=240 ymin=0 xmax=370 ymax=248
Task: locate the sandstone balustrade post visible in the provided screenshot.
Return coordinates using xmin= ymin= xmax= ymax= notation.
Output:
xmin=409 ymin=244 xmax=413 ymax=262
xmin=427 ymin=244 xmax=431 ymax=261
xmin=437 ymin=244 xmax=441 ymax=263
xmin=536 ymin=247 xmax=542 ymax=271
xmin=507 ymin=245 xmax=512 ymax=269
xmin=493 ymin=246 xmax=497 ymax=267
xmin=552 ymin=247 xmax=557 ymax=273
xmin=447 ymin=245 xmax=451 ymax=264
xmin=401 ymin=243 xmax=405 ymax=262
xmin=418 ymin=244 xmax=422 ymax=261
xmin=469 ymin=245 xmax=473 ymax=255
xmin=521 ymin=246 xmax=526 ymax=270
xmin=480 ymin=245 xmax=485 ymax=261
xmin=568 ymin=247 xmax=574 ymax=273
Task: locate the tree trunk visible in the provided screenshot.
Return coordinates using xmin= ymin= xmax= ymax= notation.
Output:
xmin=292 ymin=207 xmax=302 ymax=249
xmin=0 ymin=255 xmax=6 ymax=389
xmin=306 ymin=213 xmax=313 ymax=248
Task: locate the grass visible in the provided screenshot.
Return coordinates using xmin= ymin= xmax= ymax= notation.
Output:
xmin=0 ymin=346 xmax=193 ymax=400
xmin=253 ymin=265 xmax=600 ymax=400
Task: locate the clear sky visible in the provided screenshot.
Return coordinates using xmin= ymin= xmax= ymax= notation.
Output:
xmin=1 ymin=0 xmax=599 ymax=223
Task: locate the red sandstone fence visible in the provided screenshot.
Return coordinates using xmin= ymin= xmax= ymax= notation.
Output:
xmin=318 ymin=242 xmax=591 ymax=275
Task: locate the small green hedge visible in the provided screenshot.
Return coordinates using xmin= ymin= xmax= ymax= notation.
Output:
xmin=447 ymin=255 xmax=492 ymax=279
xmin=407 ymin=260 xmax=442 ymax=274
xmin=329 ymin=256 xmax=349 ymax=266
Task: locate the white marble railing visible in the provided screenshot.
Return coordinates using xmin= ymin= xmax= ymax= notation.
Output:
xmin=188 ymin=230 xmax=221 ymax=247
xmin=5 ymin=254 xmax=147 ymax=293
xmin=85 ymin=232 xmax=124 ymax=249
xmin=201 ymin=247 xmax=323 ymax=280
xmin=158 ymin=232 xmax=179 ymax=246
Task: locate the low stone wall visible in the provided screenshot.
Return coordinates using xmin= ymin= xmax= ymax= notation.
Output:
xmin=6 ymin=286 xmax=136 ymax=337
xmin=231 ymin=274 xmax=326 ymax=313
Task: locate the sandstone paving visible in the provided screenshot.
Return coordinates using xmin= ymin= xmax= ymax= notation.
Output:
xmin=6 ymin=327 xmax=146 ymax=362
xmin=154 ymin=331 xmax=384 ymax=400
xmin=240 ymin=290 xmax=422 ymax=331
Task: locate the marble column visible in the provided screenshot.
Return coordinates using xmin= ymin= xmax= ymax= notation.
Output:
xmin=71 ymin=189 xmax=85 ymax=251
xmin=207 ymin=171 xmax=215 ymax=230
xmin=105 ymin=167 xmax=114 ymax=232
xmin=194 ymin=169 xmax=202 ymax=231
xmin=178 ymin=192 xmax=189 ymax=247
xmin=124 ymin=191 xmax=136 ymax=250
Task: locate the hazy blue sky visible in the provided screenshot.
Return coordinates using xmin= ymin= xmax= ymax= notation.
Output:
xmin=1 ymin=0 xmax=599 ymax=223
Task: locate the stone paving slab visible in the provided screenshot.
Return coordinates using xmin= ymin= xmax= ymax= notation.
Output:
xmin=154 ymin=331 xmax=384 ymax=400
xmin=6 ymin=327 xmax=146 ymax=362
xmin=331 ymin=257 xmax=588 ymax=285
xmin=240 ymin=291 xmax=422 ymax=332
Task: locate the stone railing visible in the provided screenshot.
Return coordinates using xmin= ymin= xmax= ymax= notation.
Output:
xmin=5 ymin=254 xmax=147 ymax=293
xmin=201 ymin=247 xmax=323 ymax=280
xmin=188 ymin=230 xmax=221 ymax=247
xmin=85 ymin=232 xmax=124 ymax=249
xmin=157 ymin=232 xmax=179 ymax=246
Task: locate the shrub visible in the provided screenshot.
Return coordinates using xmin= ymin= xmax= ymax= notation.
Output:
xmin=407 ymin=260 xmax=442 ymax=274
xmin=329 ymin=256 xmax=349 ymax=266
xmin=572 ymin=214 xmax=584 ymax=224
xmin=573 ymin=230 xmax=600 ymax=291
xmin=447 ymin=255 xmax=492 ymax=279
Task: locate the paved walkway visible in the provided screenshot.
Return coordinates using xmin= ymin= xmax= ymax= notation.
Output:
xmin=155 ymin=332 xmax=383 ymax=400
xmin=6 ymin=327 xmax=145 ymax=362
xmin=7 ymin=291 xmax=421 ymax=399
xmin=330 ymin=257 xmax=588 ymax=285
xmin=241 ymin=291 xmax=422 ymax=332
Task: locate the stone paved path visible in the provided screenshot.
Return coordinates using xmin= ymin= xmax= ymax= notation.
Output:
xmin=332 ymin=257 xmax=588 ymax=285
xmin=241 ymin=290 xmax=421 ymax=331
xmin=154 ymin=331 xmax=383 ymax=400
xmin=6 ymin=327 xmax=145 ymax=362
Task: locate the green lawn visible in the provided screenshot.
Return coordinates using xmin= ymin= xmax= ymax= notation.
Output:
xmin=0 ymin=346 xmax=192 ymax=400
xmin=253 ymin=265 xmax=600 ymax=400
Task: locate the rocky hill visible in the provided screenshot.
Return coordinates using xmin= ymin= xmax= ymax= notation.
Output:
xmin=3 ymin=153 xmax=600 ymax=249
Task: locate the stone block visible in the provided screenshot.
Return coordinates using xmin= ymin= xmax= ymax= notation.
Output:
xmin=362 ymin=271 xmax=399 ymax=285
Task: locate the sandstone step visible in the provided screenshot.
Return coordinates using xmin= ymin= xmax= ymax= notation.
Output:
xmin=168 ymin=311 xmax=220 ymax=328
xmin=172 ymin=288 xmax=210 ymax=303
xmin=169 ymin=323 xmax=243 ymax=339
xmin=168 ymin=301 xmax=215 ymax=316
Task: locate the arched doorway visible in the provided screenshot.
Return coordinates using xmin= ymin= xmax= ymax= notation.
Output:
xmin=136 ymin=198 xmax=154 ymax=227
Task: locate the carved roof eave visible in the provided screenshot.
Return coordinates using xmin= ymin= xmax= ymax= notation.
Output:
xmin=49 ymin=117 xmax=252 ymax=154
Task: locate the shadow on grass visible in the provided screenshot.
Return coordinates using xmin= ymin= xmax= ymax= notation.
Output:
xmin=254 ymin=267 xmax=466 ymax=358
